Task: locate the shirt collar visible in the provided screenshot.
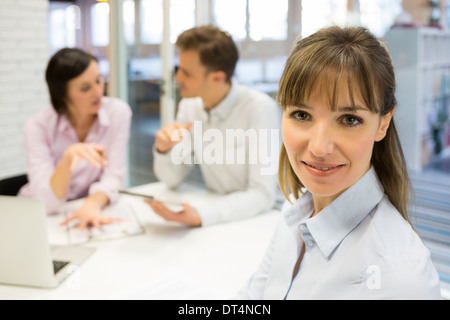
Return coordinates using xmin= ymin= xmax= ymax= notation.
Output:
xmin=207 ymin=81 xmax=239 ymax=122
xmin=285 ymin=167 xmax=385 ymax=259
xmin=57 ymin=113 xmax=72 ymax=133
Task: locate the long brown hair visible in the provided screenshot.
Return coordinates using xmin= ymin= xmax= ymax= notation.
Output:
xmin=277 ymin=26 xmax=412 ymax=224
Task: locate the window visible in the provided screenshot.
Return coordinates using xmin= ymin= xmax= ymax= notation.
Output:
xmin=212 ymin=0 xmax=292 ymax=85
xmin=214 ymin=0 xmax=289 ymax=41
xmin=91 ymin=2 xmax=110 ymax=47
xmin=170 ymin=0 xmax=196 ymax=42
xmin=48 ymin=2 xmax=77 ymax=54
xmin=123 ymin=0 xmax=135 ymax=45
xmin=302 ymin=0 xmax=348 ymax=38
xmin=359 ymin=0 xmax=402 ymax=38
xmin=248 ymin=0 xmax=288 ymax=41
xmin=214 ymin=0 xmax=247 ymax=41
xmin=301 ymin=0 xmax=403 ymax=39
xmin=140 ymin=0 xmax=196 ymax=44
xmin=140 ymin=0 xmax=163 ymax=44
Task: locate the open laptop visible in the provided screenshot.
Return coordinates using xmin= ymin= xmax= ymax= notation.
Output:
xmin=0 ymin=196 xmax=95 ymax=288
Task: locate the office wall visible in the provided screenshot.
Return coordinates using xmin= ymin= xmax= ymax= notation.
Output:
xmin=0 ymin=0 xmax=49 ymax=179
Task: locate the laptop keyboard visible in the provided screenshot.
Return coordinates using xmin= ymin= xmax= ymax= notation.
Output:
xmin=53 ymin=260 xmax=70 ymax=274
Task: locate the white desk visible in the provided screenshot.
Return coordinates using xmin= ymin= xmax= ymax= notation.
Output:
xmin=0 ymin=183 xmax=279 ymax=300
xmin=2 ymin=182 xmax=448 ymax=300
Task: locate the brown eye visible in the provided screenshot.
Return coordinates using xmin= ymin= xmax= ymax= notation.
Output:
xmin=341 ymin=115 xmax=363 ymax=127
xmin=291 ymin=111 xmax=310 ymax=121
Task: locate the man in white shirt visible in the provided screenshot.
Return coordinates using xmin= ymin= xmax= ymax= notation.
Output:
xmin=148 ymin=26 xmax=281 ymax=227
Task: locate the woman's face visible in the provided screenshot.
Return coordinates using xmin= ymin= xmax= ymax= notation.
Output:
xmin=66 ymin=61 xmax=105 ymax=116
xmin=174 ymin=49 xmax=222 ymax=105
xmin=282 ymin=81 xmax=393 ymax=207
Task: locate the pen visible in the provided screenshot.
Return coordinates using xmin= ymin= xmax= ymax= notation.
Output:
xmin=119 ymin=190 xmax=184 ymax=206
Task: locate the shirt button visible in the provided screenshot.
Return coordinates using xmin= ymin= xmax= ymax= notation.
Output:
xmin=298 ymin=224 xmax=307 ymax=232
xmin=307 ymin=240 xmax=314 ymax=247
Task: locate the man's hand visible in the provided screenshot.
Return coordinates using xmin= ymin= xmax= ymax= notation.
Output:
xmin=145 ymin=200 xmax=202 ymax=227
xmin=155 ymin=122 xmax=193 ymax=154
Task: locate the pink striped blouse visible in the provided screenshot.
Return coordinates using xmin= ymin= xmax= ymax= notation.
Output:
xmin=19 ymin=97 xmax=132 ymax=214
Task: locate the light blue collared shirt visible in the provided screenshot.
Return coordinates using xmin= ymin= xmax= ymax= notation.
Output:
xmin=237 ymin=167 xmax=441 ymax=300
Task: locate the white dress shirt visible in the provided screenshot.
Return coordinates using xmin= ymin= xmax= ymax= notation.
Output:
xmin=153 ymin=81 xmax=282 ymax=226
xmin=236 ymin=167 xmax=442 ymax=300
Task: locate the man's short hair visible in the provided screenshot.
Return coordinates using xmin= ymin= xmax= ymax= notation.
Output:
xmin=176 ymin=25 xmax=239 ymax=83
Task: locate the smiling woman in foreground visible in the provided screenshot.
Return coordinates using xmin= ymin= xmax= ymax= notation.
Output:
xmin=237 ymin=26 xmax=441 ymax=300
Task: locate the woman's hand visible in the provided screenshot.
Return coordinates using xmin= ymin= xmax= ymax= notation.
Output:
xmin=51 ymin=143 xmax=109 ymax=199
xmin=145 ymin=200 xmax=202 ymax=227
xmin=64 ymin=143 xmax=109 ymax=172
xmin=61 ymin=192 xmax=118 ymax=230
